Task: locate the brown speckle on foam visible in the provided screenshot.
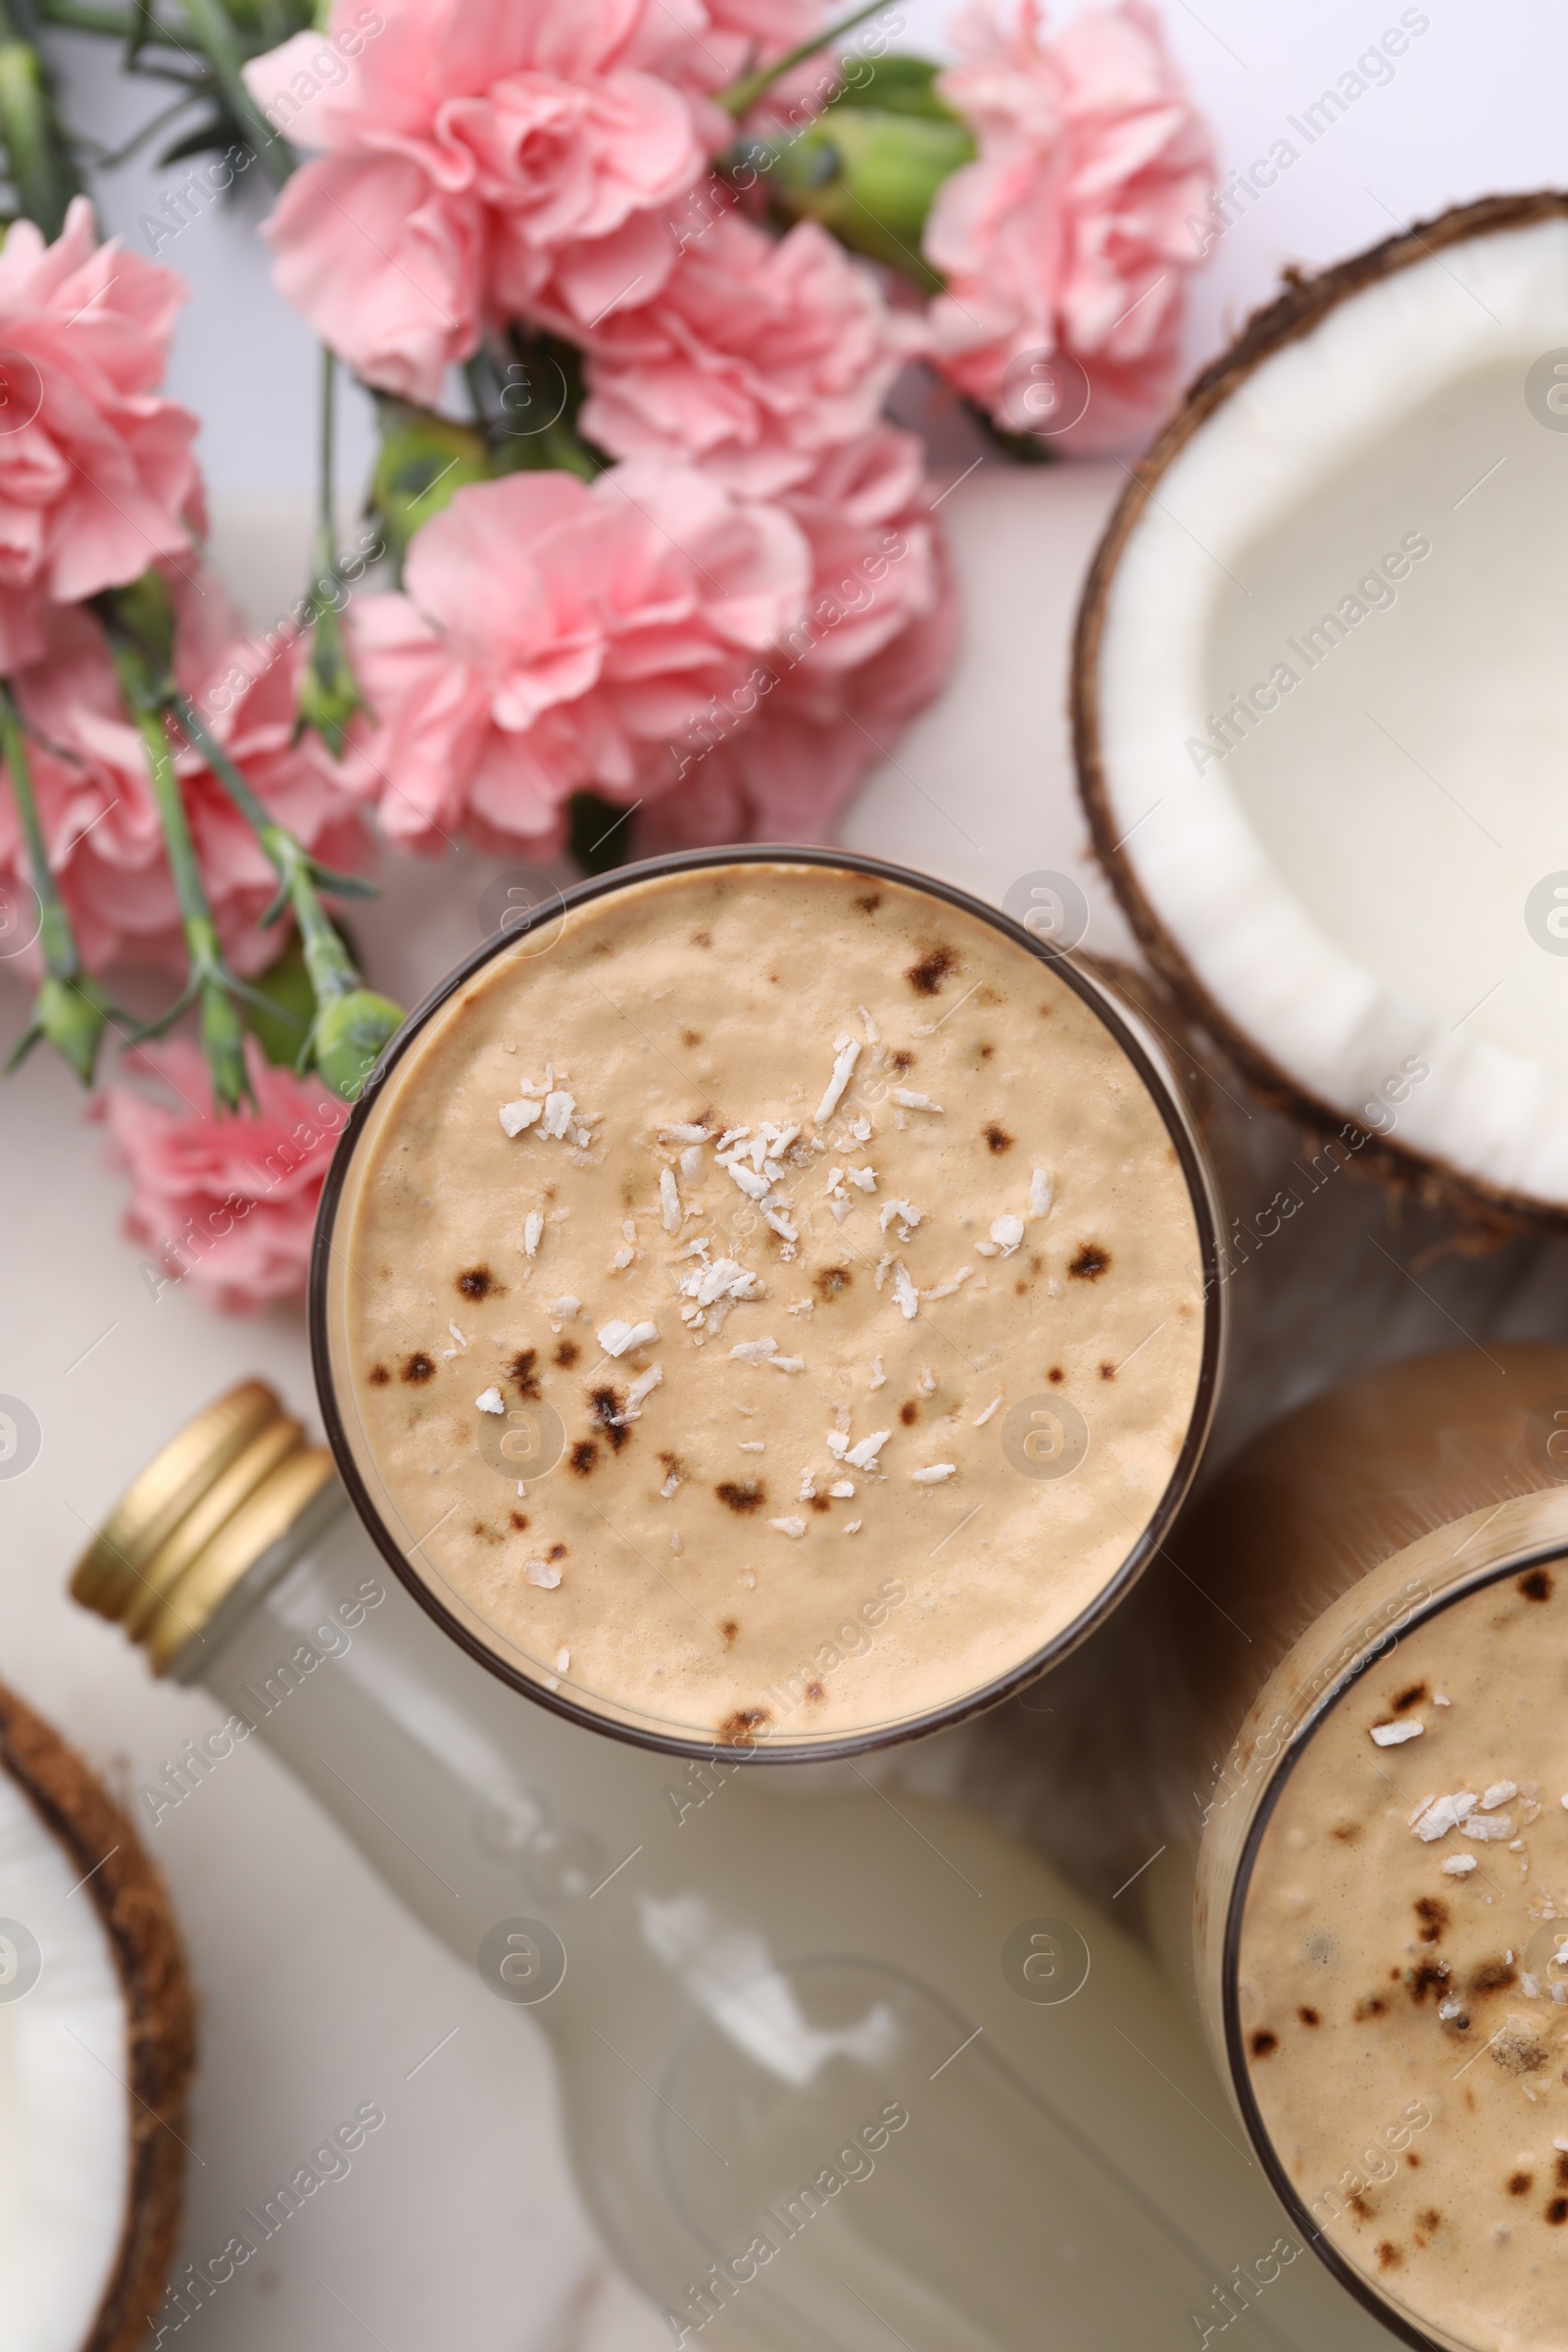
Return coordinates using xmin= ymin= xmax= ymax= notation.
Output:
xmin=906 ymin=947 xmax=955 ymax=996
xmin=401 ymin=1352 xmax=435 ymax=1384
xmin=1468 ymin=1958 xmax=1518 ymax=1995
xmin=720 ymin=1620 xmax=739 ymax=1646
xmin=1519 ymin=1567 xmax=1554 ymax=1602
xmin=590 ymin=1388 xmax=630 ymax=1450
xmin=899 ymin=1400 xmax=918 ymax=1426
xmin=1069 ymin=1244 xmax=1110 ymax=1281
xmin=1508 ymin=2172 xmax=1534 ymax=2196
xmin=814 ymin=1266 xmax=852 ymax=1300
xmin=1250 ymin=2030 xmax=1278 ymax=2058
xmin=368 ymin=1364 xmax=390 ymax=1386
xmin=1298 ymin=2006 xmax=1320 ymax=2027
xmin=509 ymin=1511 xmax=529 ymax=1531
xmin=716 ymin=1480 xmax=765 ymax=1514
xmin=569 ymin=1440 xmax=600 ymax=1476
xmin=509 ymin=1348 xmax=541 ymax=1398
xmin=1492 ymin=2030 xmax=1549 ymax=2076
xmin=554 ymin=1340 xmax=580 ymax=1367
xmin=1376 ymin=2243 xmax=1402 ymax=2273
xmin=1393 ymin=1682 xmax=1429 ymax=1712
xmin=1414 ymin=1897 xmax=1448 ymax=1944
xmin=457 ymin=1266 xmax=497 ymax=1299
xmin=718 ymin=1707 xmax=769 ymax=1745
xmin=1547 ymin=2198 xmax=1568 ymax=2226
xmin=984 ymin=1124 xmax=1013 ymax=1153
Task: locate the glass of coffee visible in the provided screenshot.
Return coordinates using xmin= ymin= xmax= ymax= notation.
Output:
xmin=312 ymin=849 xmax=1224 ymax=1757
xmin=1166 ymin=1344 xmax=1568 ymax=2352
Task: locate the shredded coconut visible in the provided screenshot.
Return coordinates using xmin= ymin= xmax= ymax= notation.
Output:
xmin=845 ymin=1430 xmax=891 ymax=1471
xmin=844 ymin=1520 xmax=861 ymax=1533
xmin=816 ymin=1034 xmax=861 ymax=1124
xmin=880 ymin=1199 xmax=922 ymax=1235
xmin=523 ymin=1559 xmax=561 ymax=1590
xmin=1028 ymin=1167 xmax=1054 ymax=1217
xmin=475 ymin=1387 xmax=505 ymax=1415
xmin=523 ymin=1211 xmax=544 ymax=1258
xmin=660 ymin=1123 xmax=708 ymax=1143
xmin=1441 ymin=1856 xmax=1478 ymax=1877
xmin=624 ymin=1364 xmax=662 ymax=1411
xmin=848 ymin=1165 xmax=877 ymax=1192
xmin=768 ymin=1354 xmax=806 ymax=1375
xmin=770 ymin=1516 xmax=807 ymax=1539
xmin=1411 ymin=1791 xmax=1478 ymax=1842
xmin=1464 ymin=1814 xmax=1515 ymax=1841
xmin=990 ymin=1214 xmax=1025 ymax=1257
xmin=549 ymin=1296 xmax=580 ymax=1318
xmin=868 ymin=1355 xmax=886 ymax=1390
xmin=555 ymin=1647 xmax=570 ymax=1674
xmin=973 ymin=1396 xmax=1003 ymax=1427
xmin=730 ymin=1337 xmax=780 ymax=1362
xmin=891 ymin=1089 xmax=943 ymax=1111
xmin=1370 ymin=1720 xmax=1424 ymax=1747
xmin=912 ymin=1464 xmax=957 ymax=1484
xmin=661 ymin=1167 xmax=681 ymax=1232
xmin=500 ymin=1099 xmax=543 ymax=1136
xmin=679 ymin=1145 xmax=704 ymax=1182
xmin=1481 ymin=1781 xmax=1518 ymax=1811
xmin=893 ymin=1262 xmax=919 ymax=1321
xmin=858 ymin=1005 xmax=879 ymax=1044
xmin=541 ymin=1089 xmax=576 ymax=1139
xmin=829 ymin=1480 xmax=856 ymax=1498
xmin=599 ymin=1318 xmax=659 ymax=1358
xmin=851 ymin=1117 xmax=872 ymax=1142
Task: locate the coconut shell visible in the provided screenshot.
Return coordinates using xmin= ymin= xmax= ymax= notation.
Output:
xmin=1073 ymin=189 xmax=1568 ymax=1240
xmin=0 ymin=1682 xmax=195 ymax=2352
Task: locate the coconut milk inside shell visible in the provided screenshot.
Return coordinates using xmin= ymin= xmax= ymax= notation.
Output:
xmin=324 ymin=861 xmax=1210 ymax=1747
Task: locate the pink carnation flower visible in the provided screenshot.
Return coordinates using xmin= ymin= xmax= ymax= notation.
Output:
xmin=0 ymin=196 xmax=201 ymax=668
xmin=0 ymin=570 xmax=366 ymax=977
xmin=645 ymin=425 xmax=958 ymax=846
xmin=626 ymin=0 xmax=826 ymax=98
xmin=924 ymin=1 xmax=1215 ymax=454
xmin=581 ymin=213 xmax=917 ymax=496
xmin=340 ymin=464 xmax=808 ymax=854
xmin=94 ymin=1039 xmax=345 ymax=1313
xmin=246 ymin=0 xmax=714 ymax=405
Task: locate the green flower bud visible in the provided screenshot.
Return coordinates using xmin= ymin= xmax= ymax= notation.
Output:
xmin=200 ymin=978 xmax=251 ymax=1112
xmin=372 ymin=402 xmax=492 ymax=564
xmin=7 ymin=973 xmax=113 ymax=1086
xmin=313 ymin=987 xmax=405 ymax=1102
xmin=243 ymin=933 xmax=315 ymax=1066
xmin=754 ymin=104 xmax=974 ymax=286
xmin=296 ymin=592 xmax=370 ymax=759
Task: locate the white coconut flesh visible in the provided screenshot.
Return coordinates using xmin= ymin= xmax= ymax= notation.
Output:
xmin=0 ymin=1766 xmax=129 ymax=2352
xmin=1091 ymin=210 xmax=1568 ymax=1210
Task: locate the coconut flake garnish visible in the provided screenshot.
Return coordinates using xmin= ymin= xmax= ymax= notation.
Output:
xmin=845 ymin=1429 xmax=891 ymax=1471
xmin=550 ymin=1296 xmax=580 ymax=1318
xmin=764 ymin=1208 xmax=800 ymax=1243
xmin=738 ymin=1440 xmax=764 ymax=1453
xmin=848 ymin=1165 xmax=876 ymax=1192
xmin=989 ymin=1215 xmax=1025 ymax=1257
xmin=768 ymin=1353 xmax=806 ymax=1373
xmin=822 ymin=1167 xmax=845 ymax=1197
xmin=771 ymin=1517 xmax=807 ymax=1539
xmin=912 ymin=1464 xmax=956 ymax=1484
xmin=679 ymin=1145 xmax=704 ymax=1182
xmin=501 ymin=1098 xmax=544 ymax=1136
xmin=1370 ymin=1720 xmax=1424 ymax=1747
xmin=844 ymin=1519 xmax=862 ymax=1533
xmin=1028 ymin=1168 xmax=1054 ymax=1217
xmin=475 ymin=1387 xmax=505 ymax=1414
xmin=1464 ymin=1814 xmax=1515 ymax=1841
xmin=683 ymin=1256 xmax=762 ymax=1308
xmin=1481 ymin=1781 xmax=1518 ymax=1810
xmin=720 ymin=1156 xmax=771 ymax=1201
xmin=973 ymin=1396 xmax=1003 ymax=1427
xmin=555 ymin=1646 xmax=570 ymax=1674
xmin=922 ymin=1269 xmax=971 ymax=1300
xmin=524 ymin=1559 xmax=561 ymax=1589
xmin=892 ymin=1262 xmax=919 ymax=1320
xmin=824 ymin=1431 xmax=850 ymax=1459
xmin=829 ymin=1480 xmax=856 ymax=1498
xmin=816 ymin=1034 xmax=861 ymax=1124
xmin=1411 ymin=1791 xmax=1478 ymax=1842
xmin=623 ymin=1364 xmax=662 ymax=1412
xmin=868 ymin=1355 xmax=886 ymax=1389
xmin=891 ymin=1089 xmax=943 ymax=1111
xmin=880 ymin=1199 xmax=922 ymax=1235
xmin=524 ymin=1211 xmax=544 ymax=1258
xmin=730 ymin=1337 xmax=780 ymax=1362
xmin=1441 ymin=1855 xmax=1478 ymax=1877
xmin=541 ymin=1090 xmax=576 ymax=1139
xmin=661 ymin=1168 xmax=681 ymax=1232
xmin=599 ymin=1318 xmax=660 ymax=1358
xmin=661 ymin=1123 xmax=708 ymax=1143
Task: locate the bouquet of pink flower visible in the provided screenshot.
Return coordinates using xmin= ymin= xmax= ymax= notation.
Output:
xmin=0 ymin=0 xmax=1214 ymax=1309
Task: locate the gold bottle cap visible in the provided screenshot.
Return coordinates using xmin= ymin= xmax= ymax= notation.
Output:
xmin=72 ymin=1382 xmax=336 ymax=1676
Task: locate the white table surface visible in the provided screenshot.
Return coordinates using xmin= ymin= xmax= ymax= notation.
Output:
xmin=10 ymin=8 xmax=1568 ymax=2347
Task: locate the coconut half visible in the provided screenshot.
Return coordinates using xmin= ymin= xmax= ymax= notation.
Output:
xmin=1075 ymin=190 xmax=1568 ymax=1226
xmin=0 ymin=1684 xmax=193 ymax=2351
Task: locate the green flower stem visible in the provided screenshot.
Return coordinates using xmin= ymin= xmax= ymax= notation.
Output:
xmin=0 ymin=682 xmax=74 ymax=985
xmin=0 ymin=681 xmax=118 ymax=1083
xmin=0 ymin=0 xmax=84 ymax=236
xmin=36 ymin=0 xmax=180 ymax=39
xmin=716 ymin=0 xmax=890 ymax=118
xmin=170 ymin=691 xmax=401 ymax=1099
xmin=296 ymin=346 xmax=370 ymax=754
xmin=122 ymin=684 xmax=252 ymax=1107
xmin=175 ymin=0 xmax=292 ymax=186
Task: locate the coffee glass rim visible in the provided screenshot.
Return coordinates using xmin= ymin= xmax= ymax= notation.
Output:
xmin=309 ymin=841 xmax=1227 ymax=1764
xmin=1218 ymin=1530 xmax=1568 ymax=2352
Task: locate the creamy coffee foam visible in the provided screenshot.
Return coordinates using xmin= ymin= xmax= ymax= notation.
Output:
xmin=327 ymin=861 xmax=1209 ymax=1746
xmin=1240 ymin=1564 xmax=1568 ymax=2352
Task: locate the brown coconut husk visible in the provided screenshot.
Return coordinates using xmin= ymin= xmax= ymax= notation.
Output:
xmin=0 ymin=1683 xmax=195 ymax=2352
xmin=1073 ymin=189 xmax=1568 ymax=1240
